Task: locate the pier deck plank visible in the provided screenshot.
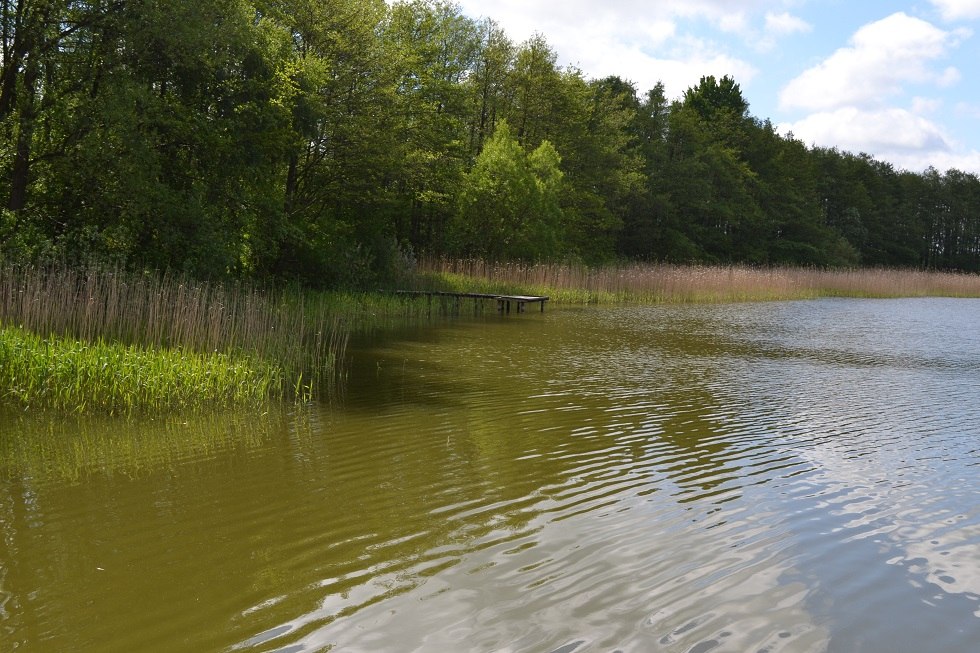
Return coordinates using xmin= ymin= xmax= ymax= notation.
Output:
xmin=392 ymin=290 xmax=549 ymax=313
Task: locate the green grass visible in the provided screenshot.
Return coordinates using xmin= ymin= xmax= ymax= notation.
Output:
xmin=0 ymin=324 xmax=285 ymax=415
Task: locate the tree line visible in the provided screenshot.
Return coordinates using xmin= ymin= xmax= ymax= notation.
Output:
xmin=3 ymin=0 xmax=980 ymax=286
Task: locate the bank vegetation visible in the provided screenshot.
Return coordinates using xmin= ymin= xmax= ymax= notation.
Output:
xmin=2 ymin=260 xmax=978 ymax=414
xmin=0 ymin=266 xmax=349 ymax=414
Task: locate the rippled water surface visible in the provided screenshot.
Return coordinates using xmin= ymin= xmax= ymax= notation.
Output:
xmin=2 ymin=298 xmax=980 ymax=652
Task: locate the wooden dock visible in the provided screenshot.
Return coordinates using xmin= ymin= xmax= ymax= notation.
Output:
xmin=393 ymin=290 xmax=549 ymax=313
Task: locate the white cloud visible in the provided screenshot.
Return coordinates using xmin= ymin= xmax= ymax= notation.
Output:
xmin=781 ymin=107 xmax=952 ymax=154
xmin=937 ymin=65 xmax=962 ymax=86
xmin=779 ymin=13 xmax=963 ymax=112
xmin=764 ymin=11 xmax=812 ymax=36
xmin=755 ymin=11 xmax=812 ymax=53
xmin=911 ymin=96 xmax=943 ymax=113
xmin=718 ymin=12 xmax=750 ymax=34
xmin=919 ymin=150 xmax=980 ymax=173
xmin=636 ymin=53 xmax=758 ymax=100
xmin=930 ymin=0 xmax=980 ymax=21
xmin=458 ymin=1 xmax=775 ymax=25
xmin=555 ymin=31 xmax=758 ymax=100
xmin=778 ymin=107 xmax=980 ymax=173
xmin=776 ymin=11 xmax=980 ymax=173
xmin=954 ymin=101 xmax=980 ymax=118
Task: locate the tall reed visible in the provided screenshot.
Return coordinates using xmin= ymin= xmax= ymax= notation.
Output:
xmin=0 ymin=265 xmax=350 ymax=399
xmin=417 ymin=258 xmax=980 ymax=303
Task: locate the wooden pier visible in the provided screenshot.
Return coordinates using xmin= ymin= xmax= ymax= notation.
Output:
xmin=393 ymin=290 xmax=549 ymax=314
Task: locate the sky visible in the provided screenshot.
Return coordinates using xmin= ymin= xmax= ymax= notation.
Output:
xmin=454 ymin=0 xmax=980 ymax=174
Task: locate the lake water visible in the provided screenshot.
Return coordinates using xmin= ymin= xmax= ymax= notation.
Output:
xmin=2 ymin=298 xmax=979 ymax=652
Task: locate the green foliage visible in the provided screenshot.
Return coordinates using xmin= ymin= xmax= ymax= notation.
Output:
xmin=0 ymin=208 xmax=54 ymax=264
xmin=382 ymin=0 xmax=479 ymax=252
xmin=683 ymin=75 xmax=749 ymax=120
xmin=555 ymin=76 xmax=644 ymax=262
xmin=3 ymin=0 xmax=980 ymax=282
xmin=452 ymin=121 xmax=564 ymax=261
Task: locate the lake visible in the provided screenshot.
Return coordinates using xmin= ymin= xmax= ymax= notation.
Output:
xmin=2 ymin=298 xmax=979 ymax=652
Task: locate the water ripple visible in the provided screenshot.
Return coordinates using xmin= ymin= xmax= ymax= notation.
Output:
xmin=5 ymin=300 xmax=980 ymax=653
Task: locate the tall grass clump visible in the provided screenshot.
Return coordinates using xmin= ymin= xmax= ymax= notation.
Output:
xmin=0 ymin=265 xmax=350 ymax=406
xmin=0 ymin=324 xmax=283 ymax=414
xmin=785 ymin=266 xmax=980 ymax=297
xmin=417 ymin=258 xmax=980 ymax=303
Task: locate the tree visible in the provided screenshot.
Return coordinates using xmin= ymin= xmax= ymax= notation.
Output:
xmin=6 ymin=1 xmax=980 ymax=280
xmin=1 ymin=0 xmax=125 ymax=212
xmin=254 ymin=0 xmax=397 ymax=285
xmin=619 ymin=82 xmax=672 ymax=259
xmin=0 ymin=0 xmax=297 ymax=274
xmin=812 ymin=148 xmax=876 ymax=265
xmin=683 ymin=75 xmax=749 ymax=120
xmin=383 ymin=0 xmax=479 ymax=252
xmin=657 ymin=96 xmax=762 ymax=263
xmin=929 ymin=168 xmax=980 ymax=270
xmin=506 ymin=34 xmax=563 ymax=148
xmin=557 ymin=75 xmax=644 ymax=262
xmin=465 ymin=17 xmax=513 ymax=154
xmin=743 ymin=122 xmax=856 ymax=265
xmin=682 ymin=74 xmax=749 ymax=151
xmin=451 ymin=121 xmax=564 ymax=261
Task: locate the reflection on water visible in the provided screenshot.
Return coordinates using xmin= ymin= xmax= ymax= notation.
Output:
xmin=0 ymin=409 xmax=287 ymax=482
xmin=2 ymin=298 xmax=979 ymax=652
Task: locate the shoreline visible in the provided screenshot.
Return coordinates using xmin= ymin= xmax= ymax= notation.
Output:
xmin=3 ymin=262 xmax=979 ymax=414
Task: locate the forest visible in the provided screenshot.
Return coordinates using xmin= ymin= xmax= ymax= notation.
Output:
xmin=3 ymin=0 xmax=980 ymax=287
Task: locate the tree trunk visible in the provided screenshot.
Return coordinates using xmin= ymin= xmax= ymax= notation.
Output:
xmin=6 ymin=56 xmax=37 ymax=211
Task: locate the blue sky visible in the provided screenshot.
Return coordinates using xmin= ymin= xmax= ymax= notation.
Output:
xmin=455 ymin=0 xmax=980 ymax=174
